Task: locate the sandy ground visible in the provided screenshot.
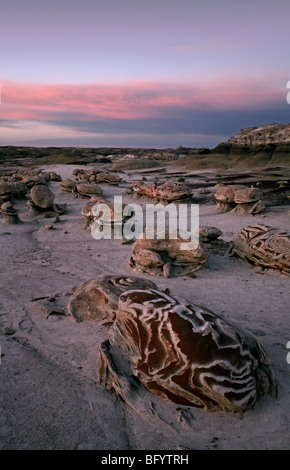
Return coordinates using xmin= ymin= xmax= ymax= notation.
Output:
xmin=0 ymin=163 xmax=289 ymax=450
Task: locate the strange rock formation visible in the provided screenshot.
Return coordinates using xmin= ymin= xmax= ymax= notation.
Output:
xmin=72 ymin=167 xmax=121 ymax=185
xmin=199 ymin=226 xmax=222 ymax=243
xmin=60 ymin=178 xmax=103 ymax=198
xmin=131 ymin=181 xmax=192 ymax=203
xmin=129 ymin=229 xmax=208 ymax=277
xmin=68 ymin=275 xmax=158 ymax=325
xmin=233 ymin=224 xmax=290 ymax=274
xmin=226 ymin=122 xmax=290 ymax=146
xmin=31 ymin=184 xmax=55 ymax=209
xmin=81 ymin=196 xmax=131 ymax=231
xmin=99 ymin=288 xmax=277 ymax=413
xmin=215 ymin=185 xmax=265 ymax=214
xmin=1 ymin=202 xmax=20 ymax=224
xmin=28 ymin=184 xmax=67 ymax=216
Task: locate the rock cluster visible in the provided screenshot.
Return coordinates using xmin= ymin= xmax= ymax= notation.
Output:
xmin=130 ymin=181 xmax=192 ymax=203
xmin=129 ymin=229 xmax=208 ymax=277
xmin=233 ymin=224 xmax=290 ymax=274
xmin=215 ymin=185 xmax=265 ymax=214
xmin=72 ymin=167 xmax=121 ymax=185
xmin=60 ymin=178 xmax=103 ymax=198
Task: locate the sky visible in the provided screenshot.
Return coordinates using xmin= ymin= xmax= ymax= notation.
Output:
xmin=0 ymin=0 xmax=290 ymax=148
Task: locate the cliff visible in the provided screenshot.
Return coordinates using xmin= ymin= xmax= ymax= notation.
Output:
xmin=226 ymin=122 xmax=290 ymax=146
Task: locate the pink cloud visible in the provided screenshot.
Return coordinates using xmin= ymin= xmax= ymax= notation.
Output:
xmin=0 ymin=78 xmax=283 ymax=123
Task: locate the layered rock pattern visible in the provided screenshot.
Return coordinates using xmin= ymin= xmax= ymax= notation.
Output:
xmin=100 ymin=288 xmax=277 ymax=412
xmin=72 ymin=167 xmax=121 ymax=185
xmin=233 ymin=224 xmax=290 ymax=274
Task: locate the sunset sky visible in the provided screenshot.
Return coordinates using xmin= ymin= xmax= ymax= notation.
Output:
xmin=1 ymin=0 xmax=290 ymax=148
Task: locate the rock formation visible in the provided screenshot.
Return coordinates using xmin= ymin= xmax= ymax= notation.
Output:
xmin=81 ymin=196 xmax=131 ymax=231
xmin=28 ymin=184 xmax=67 ymax=217
xmin=226 ymin=123 xmax=290 ymax=146
xmin=199 ymin=226 xmax=222 ymax=243
xmin=233 ymin=224 xmax=290 ymax=274
xmin=72 ymin=167 xmax=121 ymax=185
xmin=99 ymin=288 xmax=277 ymax=412
xmin=129 ymin=229 xmax=208 ymax=277
xmin=130 ymin=181 xmax=192 ymax=203
xmin=0 ymin=202 xmax=20 ymax=224
xmin=68 ymin=275 xmax=158 ymax=325
xmin=60 ymin=179 xmax=103 ymax=198
xmin=215 ymin=185 xmax=265 ymax=214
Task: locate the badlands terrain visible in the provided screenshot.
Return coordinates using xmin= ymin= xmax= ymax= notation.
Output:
xmin=0 ymin=124 xmax=289 ymax=450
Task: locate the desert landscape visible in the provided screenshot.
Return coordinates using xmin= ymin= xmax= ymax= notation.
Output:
xmin=0 ymin=123 xmax=289 ymax=451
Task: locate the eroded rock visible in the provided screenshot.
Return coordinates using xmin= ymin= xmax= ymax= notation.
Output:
xmin=129 ymin=229 xmax=208 ymax=277
xmin=233 ymin=224 xmax=290 ymax=274
xmin=131 ymin=181 xmax=192 ymax=203
xmin=215 ymin=185 xmax=265 ymax=214
xmin=99 ymin=288 xmax=277 ymax=412
xmin=68 ymin=275 xmax=158 ymax=325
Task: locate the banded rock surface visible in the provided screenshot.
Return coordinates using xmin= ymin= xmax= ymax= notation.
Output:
xmin=100 ymin=289 xmax=277 ymax=413
xmin=131 ymin=181 xmax=192 ymax=203
xmin=68 ymin=275 xmax=158 ymax=325
xmin=129 ymin=229 xmax=208 ymax=277
xmin=233 ymin=224 xmax=290 ymax=274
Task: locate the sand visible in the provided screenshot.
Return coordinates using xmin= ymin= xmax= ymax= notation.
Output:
xmin=0 ymin=163 xmax=289 ymax=450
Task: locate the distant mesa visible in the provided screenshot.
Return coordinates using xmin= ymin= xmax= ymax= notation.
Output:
xmin=226 ymin=123 xmax=290 ymax=146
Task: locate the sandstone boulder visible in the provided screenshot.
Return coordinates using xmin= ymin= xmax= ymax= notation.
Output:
xmin=99 ymin=288 xmax=277 ymax=412
xmin=30 ymin=184 xmax=55 ymax=209
xmin=233 ymin=224 xmax=290 ymax=274
xmin=68 ymin=275 xmax=158 ymax=325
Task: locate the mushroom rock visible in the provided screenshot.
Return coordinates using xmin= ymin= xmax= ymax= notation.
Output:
xmin=30 ymin=184 xmax=55 ymax=209
xmin=29 ymin=184 xmax=66 ymax=217
xmin=232 ymin=188 xmax=265 ymax=215
xmin=1 ymin=202 xmax=20 ymax=224
xmin=73 ymin=167 xmax=121 ymax=185
xmin=233 ymin=224 xmax=290 ymax=274
xmin=214 ymin=184 xmax=246 ymax=212
xmin=215 ymin=185 xmax=265 ymax=214
xmin=99 ymin=288 xmax=277 ymax=412
xmin=60 ymin=178 xmax=77 ymax=192
xmin=129 ymin=229 xmax=208 ymax=277
xmin=74 ymin=182 xmax=103 ymax=198
xmin=68 ymin=275 xmax=158 ymax=325
xmin=199 ymin=226 xmax=222 ymax=243
xmin=154 ymin=181 xmax=192 ymax=202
